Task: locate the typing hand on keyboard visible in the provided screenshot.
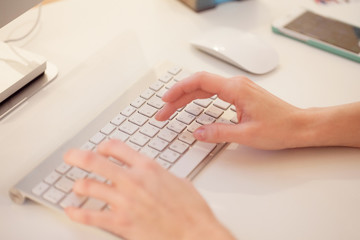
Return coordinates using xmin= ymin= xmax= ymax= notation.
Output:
xmin=156 ymin=71 xmax=303 ymax=150
xmin=64 ymin=140 xmax=236 ymax=240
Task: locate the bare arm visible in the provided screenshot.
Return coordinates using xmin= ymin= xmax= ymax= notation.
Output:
xmin=64 ymin=140 xmax=236 ymax=240
xmin=297 ymin=103 xmax=360 ymax=148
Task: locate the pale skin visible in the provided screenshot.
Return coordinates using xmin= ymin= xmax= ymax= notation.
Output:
xmin=65 ymin=72 xmax=360 ymax=240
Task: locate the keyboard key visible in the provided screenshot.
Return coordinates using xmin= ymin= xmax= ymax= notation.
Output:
xmin=125 ymin=141 xmax=141 ymax=151
xmin=169 ymin=112 xmax=178 ymax=120
xmin=82 ymin=197 xmax=107 ymax=211
xmin=80 ymin=141 xmax=95 ymax=151
xmin=89 ymin=132 xmax=106 ymax=145
xmin=44 ymin=171 xmax=61 ymax=185
xmin=194 ymin=98 xmax=212 ymax=108
xmin=149 ymin=118 xmax=168 ymax=129
xmin=139 ymin=123 xmax=159 ymax=137
xmin=43 ymin=187 xmax=65 ymax=204
xmin=100 ymin=123 xmax=116 ymax=135
xmin=178 ymin=131 xmax=196 ymax=145
xmin=230 ymin=115 xmax=239 ymax=124
xmin=140 ymin=88 xmax=155 ymax=100
xmin=149 ymin=81 xmax=164 ymax=91
xmin=156 ymin=158 xmax=172 ymax=169
xmin=165 ymin=80 xmax=177 ymax=90
xmin=121 ymin=105 xmax=136 ymax=117
xmin=196 ymin=113 xmax=216 ymax=125
xmin=66 ymin=167 xmax=88 ymax=181
xmin=108 ymin=156 xmax=124 ymax=167
xmin=159 ymin=73 xmax=172 ymax=83
xmin=169 ymin=140 xmax=189 ymax=154
xmin=167 ymin=120 xmax=186 ymax=133
xmin=156 ymin=88 xmax=168 ymax=98
xmin=55 ymin=177 xmax=74 ymax=193
xmin=55 ymin=162 xmax=72 ymax=174
xmin=158 ymin=128 xmax=177 ymax=142
xmin=179 ymin=131 xmax=196 ymax=145
xmin=147 ymin=96 xmax=165 ymax=109
xmin=109 ymin=129 xmax=130 ymax=142
xmin=87 ymin=172 xmax=107 ymax=183
xmin=185 ymin=103 xmax=203 ymax=116
xmin=187 ymin=121 xmax=202 ymax=133
xmin=204 ymin=106 xmax=223 ymax=119
xmin=129 ymin=112 xmax=148 ymax=126
xmin=148 ymin=137 xmax=168 ymax=151
xmin=176 ymin=112 xmax=196 ymax=125
xmin=129 ymin=132 xmax=150 ymax=147
xmin=60 ymin=192 xmax=87 ymax=208
xmin=173 ymin=70 xmax=191 ymax=81
xmin=177 ymin=106 xmax=185 ymax=112
xmin=213 ymin=99 xmax=231 ymax=110
xmin=159 ymin=149 xmax=180 ymax=163
xmin=168 ymin=66 xmax=182 ymax=75
xmin=169 ymin=141 xmax=216 ymax=178
xmin=111 ymin=114 xmax=126 ymax=126
xmin=139 ymin=104 xmax=158 ymax=118
xmin=119 ymin=121 xmax=139 ymax=135
xmin=216 ymin=117 xmax=232 ymax=124
xmin=131 ymin=97 xmax=146 ymax=108
xmin=140 ymin=146 xmax=160 ymax=159
xmin=32 ymin=182 xmax=49 ymax=196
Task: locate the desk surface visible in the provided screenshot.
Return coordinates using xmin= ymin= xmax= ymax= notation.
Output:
xmin=1 ymin=0 xmax=360 ymax=239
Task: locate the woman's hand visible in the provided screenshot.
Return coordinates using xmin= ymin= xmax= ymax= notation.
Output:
xmin=156 ymin=72 xmax=304 ymax=150
xmin=64 ymin=140 xmax=235 ymax=240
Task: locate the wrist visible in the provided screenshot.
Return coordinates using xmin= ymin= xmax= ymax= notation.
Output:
xmin=291 ymin=104 xmax=360 ymax=148
xmin=291 ymin=108 xmax=326 ymax=148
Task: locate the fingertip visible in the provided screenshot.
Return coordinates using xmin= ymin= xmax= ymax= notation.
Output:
xmin=65 ymin=206 xmax=77 ymax=218
xmin=63 ymin=149 xmax=78 ymax=164
xmin=154 ymin=109 xmax=165 ymax=121
xmin=161 ymin=92 xmax=170 ymax=102
xmin=193 ymin=127 xmax=206 ymax=141
xmin=193 ymin=123 xmax=234 ymax=143
xmin=65 ymin=207 xmax=88 ymax=224
xmin=72 ymin=179 xmax=84 ymax=193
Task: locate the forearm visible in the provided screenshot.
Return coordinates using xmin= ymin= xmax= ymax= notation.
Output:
xmin=294 ymin=102 xmax=360 ymax=148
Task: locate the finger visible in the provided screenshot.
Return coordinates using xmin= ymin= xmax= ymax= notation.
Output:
xmin=64 ymin=149 xmax=129 ymax=183
xmin=155 ymin=90 xmax=212 ymax=121
xmin=193 ymin=123 xmax=250 ymax=143
xmin=97 ymin=139 xmax=149 ymax=167
xmin=65 ymin=207 xmax=124 ymax=236
xmin=162 ymin=71 xmax=227 ymax=103
xmin=73 ymin=178 xmax=125 ymax=208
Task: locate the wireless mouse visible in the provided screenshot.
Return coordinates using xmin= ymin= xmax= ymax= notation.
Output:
xmin=191 ymin=28 xmax=279 ymax=74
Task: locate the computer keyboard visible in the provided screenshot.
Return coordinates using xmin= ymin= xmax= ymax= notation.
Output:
xmin=9 ymin=63 xmax=237 ymax=212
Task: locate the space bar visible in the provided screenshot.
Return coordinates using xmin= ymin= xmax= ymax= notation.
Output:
xmin=169 ymin=141 xmax=216 ymax=178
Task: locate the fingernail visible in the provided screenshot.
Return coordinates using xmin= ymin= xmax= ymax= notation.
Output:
xmin=194 ymin=128 xmax=206 ymax=140
xmin=161 ymin=90 xmax=169 ymax=99
xmin=155 ymin=109 xmax=163 ymax=120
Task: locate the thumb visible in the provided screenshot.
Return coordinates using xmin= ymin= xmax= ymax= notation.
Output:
xmin=193 ymin=123 xmax=243 ymax=143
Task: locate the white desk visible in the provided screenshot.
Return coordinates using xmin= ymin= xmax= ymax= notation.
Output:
xmin=1 ymin=0 xmax=360 ymax=239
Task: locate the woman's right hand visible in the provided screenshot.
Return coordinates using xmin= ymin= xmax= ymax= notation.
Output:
xmin=156 ymin=72 xmax=306 ymax=150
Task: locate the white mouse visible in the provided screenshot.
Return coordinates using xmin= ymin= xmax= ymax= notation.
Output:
xmin=191 ymin=28 xmax=279 ymax=74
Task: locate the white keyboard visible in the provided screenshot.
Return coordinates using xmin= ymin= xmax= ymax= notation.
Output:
xmin=9 ymin=63 xmax=237 ymax=211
